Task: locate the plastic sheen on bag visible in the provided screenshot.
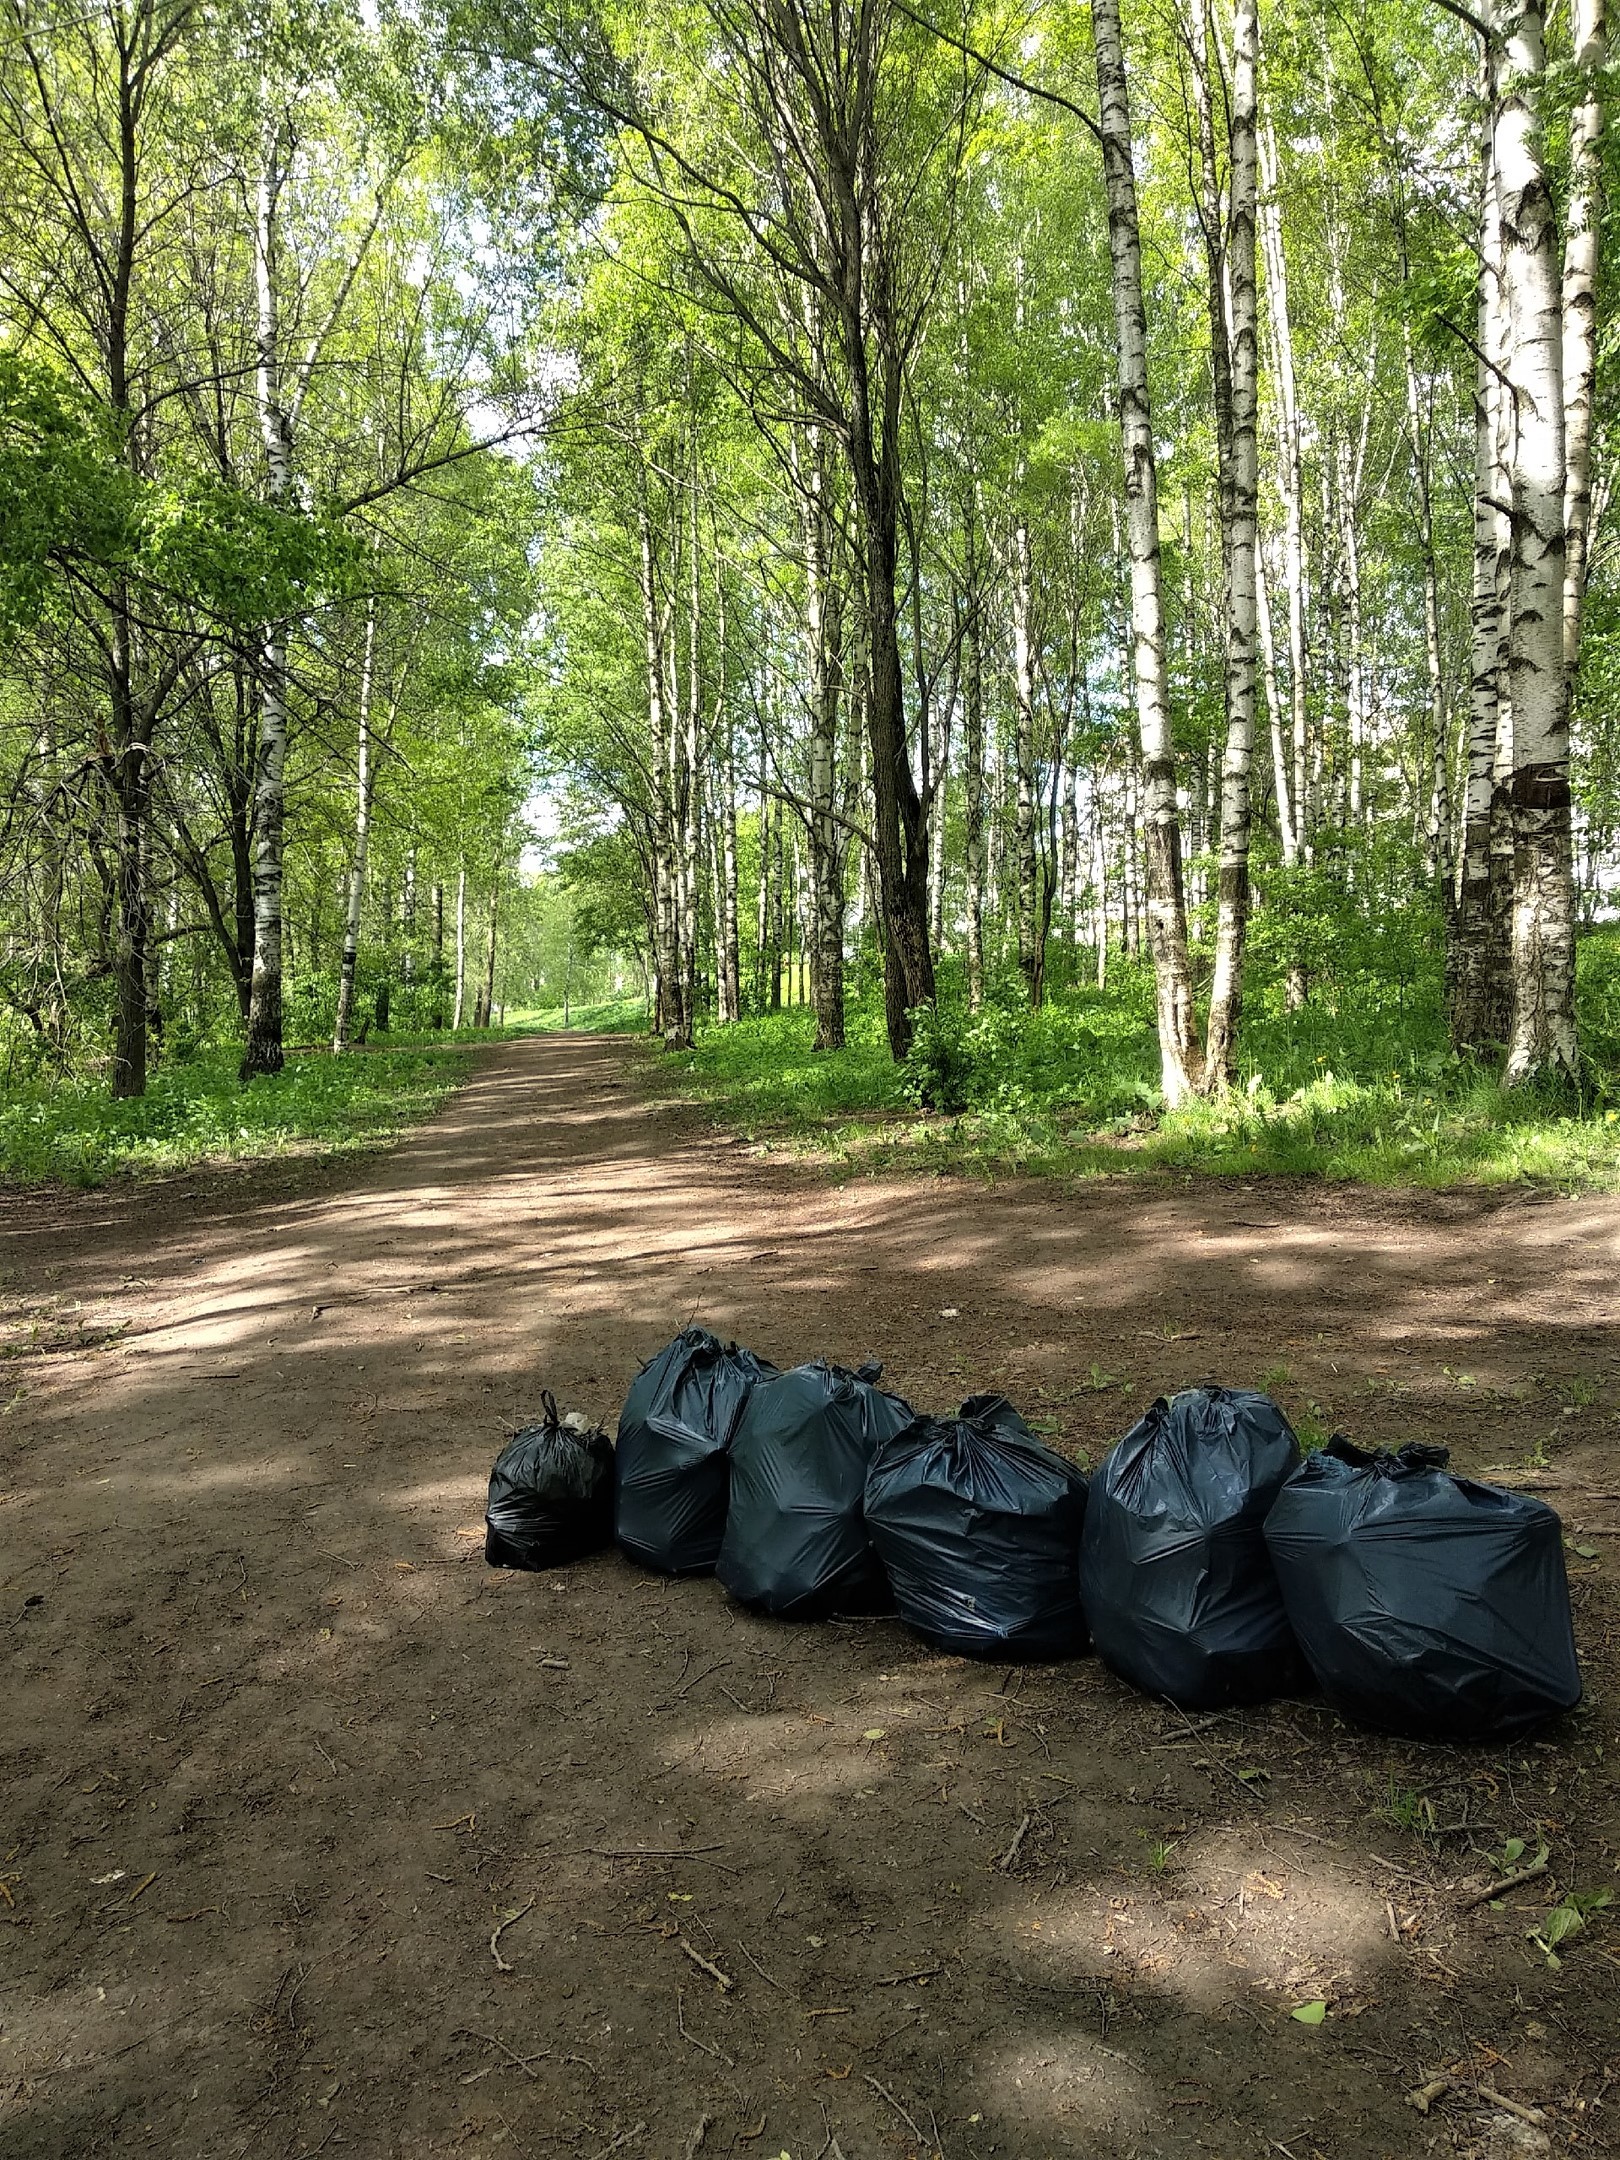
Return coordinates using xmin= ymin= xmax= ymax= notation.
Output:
xmin=864 ymin=1393 xmax=1090 ymax=1661
xmin=1080 ymin=1387 xmax=1304 ymax=1710
xmin=485 ymin=1391 xmax=615 ymax=1571
xmin=613 ymin=1327 xmax=778 ymax=1576
xmin=1263 ymin=1437 xmax=1582 ymax=1739
xmin=717 ymin=1359 xmax=913 ymax=1619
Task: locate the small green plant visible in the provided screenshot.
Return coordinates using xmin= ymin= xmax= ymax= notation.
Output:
xmin=1293 ymin=1400 xmax=1331 ymax=1453
xmin=1137 ymin=1830 xmax=1177 ymax=1872
xmin=1527 ymin=1887 xmax=1612 ymax=1969
xmin=1259 ymin=1363 xmax=1293 ymax=1395
xmin=1381 ymin=1773 xmax=1437 ymax=1839
xmin=1561 ymin=1375 xmax=1599 ymax=1409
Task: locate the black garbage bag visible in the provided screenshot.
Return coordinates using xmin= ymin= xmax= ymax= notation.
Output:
xmin=717 ymin=1360 xmax=914 ymax=1618
xmin=1263 ymin=1437 xmax=1582 ymax=1739
xmin=863 ymin=1394 xmax=1089 ymax=1660
xmin=1080 ymin=1387 xmax=1303 ymax=1709
xmin=614 ymin=1327 xmax=778 ymax=1575
xmin=485 ymin=1392 xmax=615 ymax=1571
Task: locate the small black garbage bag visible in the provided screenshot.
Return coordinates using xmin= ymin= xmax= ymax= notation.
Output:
xmin=863 ymin=1394 xmax=1089 ymax=1660
xmin=613 ymin=1327 xmax=778 ymax=1575
xmin=485 ymin=1392 xmax=615 ymax=1571
xmin=1080 ymin=1387 xmax=1303 ymax=1709
xmin=718 ymin=1360 xmax=914 ymax=1618
xmin=1263 ymin=1437 xmax=1582 ymax=1739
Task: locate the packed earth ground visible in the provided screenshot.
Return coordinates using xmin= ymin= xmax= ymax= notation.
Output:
xmin=2 ymin=1032 xmax=1619 ymax=2160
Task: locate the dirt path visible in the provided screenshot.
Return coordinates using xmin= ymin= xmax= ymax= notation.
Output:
xmin=2 ymin=1033 xmax=1618 ymax=2160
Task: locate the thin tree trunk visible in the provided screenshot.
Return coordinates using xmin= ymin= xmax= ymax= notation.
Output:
xmin=802 ymin=439 xmax=847 ymax=1051
xmin=241 ymin=126 xmax=293 ymax=1081
xmin=333 ymin=594 xmax=378 ymax=1053
xmin=1203 ymin=0 xmax=1260 ymax=1092
xmin=1093 ymin=0 xmax=1203 ymax=1103
xmin=452 ymin=863 xmax=467 ymax=1031
xmin=1453 ymin=97 xmax=1514 ymax=1052
xmin=1256 ymin=548 xmax=1296 ymax=863
xmin=1562 ymin=0 xmax=1606 ymax=679
xmin=1259 ymin=120 xmax=1311 ymax=866
xmin=1494 ymin=0 xmax=1579 ymax=1088
xmin=1012 ymin=515 xmax=1041 ymax=1006
xmin=963 ymin=509 xmax=987 ymax=1012
xmin=431 ymin=882 xmax=445 ymax=1029
xmin=476 ymin=873 xmax=498 ymax=1028
xmin=719 ymin=720 xmax=741 ymax=1024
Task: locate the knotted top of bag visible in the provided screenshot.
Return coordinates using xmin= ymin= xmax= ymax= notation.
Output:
xmin=1321 ymin=1435 xmax=1451 ymax=1475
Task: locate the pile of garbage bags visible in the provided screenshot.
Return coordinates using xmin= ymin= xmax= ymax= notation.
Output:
xmin=482 ymin=1333 xmax=1582 ymax=1741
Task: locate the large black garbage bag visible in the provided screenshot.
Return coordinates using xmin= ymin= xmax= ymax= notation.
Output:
xmin=718 ymin=1360 xmax=914 ymax=1618
xmin=863 ymin=1394 xmax=1089 ymax=1660
xmin=485 ymin=1392 xmax=615 ymax=1571
xmin=1263 ymin=1437 xmax=1582 ymax=1739
xmin=614 ymin=1327 xmax=778 ymax=1575
xmin=1080 ymin=1387 xmax=1303 ymax=1709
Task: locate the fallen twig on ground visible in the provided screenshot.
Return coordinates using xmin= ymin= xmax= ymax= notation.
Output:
xmin=676 ymin=1990 xmax=734 ymax=2066
xmin=489 ymin=1898 xmax=535 ymax=1973
xmin=998 ymin=1814 xmax=1032 ymax=1873
xmin=678 ymin=1936 xmax=735 ymax=1991
xmin=1478 ymin=2087 xmax=1547 ymax=2127
xmin=1459 ymin=1857 xmax=1550 ymax=1910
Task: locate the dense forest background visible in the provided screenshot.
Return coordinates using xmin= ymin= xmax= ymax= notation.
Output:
xmin=1 ymin=0 xmax=1615 ymax=1180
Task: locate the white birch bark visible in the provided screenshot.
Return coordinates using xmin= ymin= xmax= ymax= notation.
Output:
xmin=1454 ymin=105 xmax=1514 ymax=1051
xmin=452 ymin=862 xmax=467 ymax=1031
xmin=1255 ymin=547 xmax=1296 ymax=863
xmin=1093 ymin=0 xmax=1203 ymax=1103
xmin=332 ymin=593 xmax=378 ymax=1054
xmin=1494 ymin=0 xmax=1579 ymax=1086
xmin=241 ymin=127 xmax=292 ymax=1079
xmin=1012 ymin=514 xmax=1040 ymax=1004
xmin=1259 ymin=120 xmax=1311 ymax=864
xmin=1562 ymin=0 xmax=1606 ymax=677
xmin=1203 ymin=0 xmax=1260 ymax=1091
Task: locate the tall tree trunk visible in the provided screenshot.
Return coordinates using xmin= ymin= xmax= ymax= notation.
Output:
xmin=1256 ymin=548 xmax=1297 ymax=862
xmin=1453 ymin=99 xmax=1514 ymax=1052
xmin=719 ymin=719 xmax=741 ymax=1025
xmin=1203 ymin=0 xmax=1260 ymax=1093
xmin=802 ymin=441 xmax=847 ymax=1051
xmin=452 ymin=863 xmax=467 ymax=1031
xmin=1494 ymin=0 xmax=1579 ymax=1088
xmin=431 ymin=882 xmax=445 ymax=1029
xmin=476 ymin=873 xmax=498 ymax=1028
xmin=963 ymin=509 xmax=987 ymax=1013
xmin=241 ymin=126 xmax=293 ymax=1081
xmin=333 ymin=594 xmax=378 ymax=1054
xmin=1012 ymin=515 xmax=1041 ymax=1006
xmin=1562 ymin=0 xmax=1606 ymax=679
xmin=1398 ymin=305 xmax=1451 ymax=883
xmin=851 ymin=356 xmax=935 ymax=1057
xmin=755 ymin=729 xmax=772 ymax=1011
xmin=1093 ymin=0 xmax=1204 ymax=1103
xmin=1259 ymin=120 xmax=1311 ymax=865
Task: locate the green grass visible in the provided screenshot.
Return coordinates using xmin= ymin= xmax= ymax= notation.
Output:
xmin=0 ymin=1041 xmax=479 ymax=1186
xmin=517 ymin=996 xmax=652 ymax=1035
xmin=640 ymin=935 xmax=1620 ymax=1193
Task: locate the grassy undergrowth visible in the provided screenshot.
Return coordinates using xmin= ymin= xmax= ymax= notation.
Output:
xmin=0 ymin=1041 xmax=479 ymax=1185
xmin=652 ymin=939 xmax=1620 ymax=1191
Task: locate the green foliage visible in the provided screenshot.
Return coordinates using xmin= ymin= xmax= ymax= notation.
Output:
xmin=654 ymin=926 xmax=1620 ymax=1191
xmin=0 ymin=353 xmax=133 ymax=634
xmin=0 ymin=1044 xmax=476 ymax=1186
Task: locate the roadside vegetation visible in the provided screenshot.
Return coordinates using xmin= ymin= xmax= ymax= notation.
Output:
xmin=649 ymin=927 xmax=1620 ymax=1192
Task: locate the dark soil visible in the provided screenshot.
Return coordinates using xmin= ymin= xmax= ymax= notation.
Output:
xmin=2 ymin=1032 xmax=1617 ymax=2160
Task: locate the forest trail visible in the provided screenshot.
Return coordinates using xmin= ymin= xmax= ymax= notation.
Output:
xmin=3 ymin=1034 xmax=1618 ymax=2160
